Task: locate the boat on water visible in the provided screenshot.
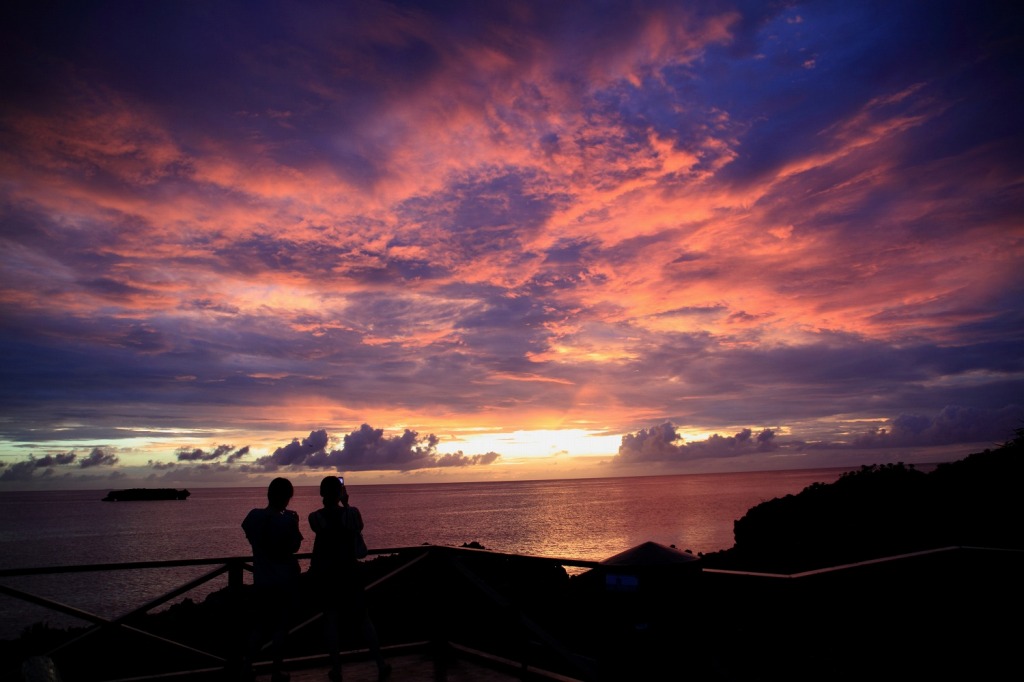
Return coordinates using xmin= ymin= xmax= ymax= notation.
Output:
xmin=102 ymin=488 xmax=191 ymax=501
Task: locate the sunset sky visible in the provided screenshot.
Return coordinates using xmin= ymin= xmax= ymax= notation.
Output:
xmin=1 ymin=1 xmax=1022 ymax=490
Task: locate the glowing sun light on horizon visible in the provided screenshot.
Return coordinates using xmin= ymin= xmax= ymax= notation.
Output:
xmin=445 ymin=429 xmax=623 ymax=460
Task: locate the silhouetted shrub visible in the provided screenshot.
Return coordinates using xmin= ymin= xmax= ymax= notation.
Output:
xmin=704 ymin=429 xmax=1024 ymax=572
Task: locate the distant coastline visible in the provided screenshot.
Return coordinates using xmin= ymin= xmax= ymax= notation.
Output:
xmin=101 ymin=488 xmax=190 ymax=502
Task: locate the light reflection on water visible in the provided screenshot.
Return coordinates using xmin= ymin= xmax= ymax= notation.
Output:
xmin=0 ymin=468 xmax=848 ymax=638
xmin=353 ymin=471 xmax=844 ymax=561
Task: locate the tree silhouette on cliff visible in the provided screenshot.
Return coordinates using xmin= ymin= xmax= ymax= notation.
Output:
xmin=703 ymin=428 xmax=1024 ymax=573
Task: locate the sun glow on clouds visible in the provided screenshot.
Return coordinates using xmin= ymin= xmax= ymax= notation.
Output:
xmin=448 ymin=429 xmax=622 ymax=461
xmin=1 ymin=1 xmax=1022 ymax=487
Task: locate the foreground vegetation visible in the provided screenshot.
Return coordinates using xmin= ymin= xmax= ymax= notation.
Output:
xmin=703 ymin=428 xmax=1024 ymax=573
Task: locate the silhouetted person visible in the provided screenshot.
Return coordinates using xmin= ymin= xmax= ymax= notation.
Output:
xmin=242 ymin=477 xmax=302 ymax=682
xmin=308 ymin=475 xmax=390 ymax=681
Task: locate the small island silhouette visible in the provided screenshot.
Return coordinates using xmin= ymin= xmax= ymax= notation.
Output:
xmin=101 ymin=488 xmax=191 ymax=502
xmin=4 ymin=429 xmax=1021 ymax=680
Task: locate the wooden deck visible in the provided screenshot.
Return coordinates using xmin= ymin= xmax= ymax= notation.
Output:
xmin=237 ymin=642 xmax=583 ymax=682
xmin=19 ymin=644 xmax=581 ymax=682
xmin=256 ymin=652 xmax=525 ymax=682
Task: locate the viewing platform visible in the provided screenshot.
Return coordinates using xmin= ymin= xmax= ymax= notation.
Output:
xmin=3 ymin=544 xmax=1021 ymax=681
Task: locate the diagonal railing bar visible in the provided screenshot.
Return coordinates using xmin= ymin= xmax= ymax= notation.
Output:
xmin=446 ymin=554 xmax=599 ymax=679
xmin=63 ymin=622 xmax=226 ymax=665
xmin=0 ymin=561 xmax=245 ymax=665
xmin=2 ymin=546 xmax=603 ymax=680
xmin=365 ymin=549 xmax=429 ymax=591
xmin=47 ymin=564 xmax=232 ymax=658
xmin=0 ymin=581 xmax=227 ymax=664
xmin=0 ymin=582 xmax=110 ymax=626
xmin=698 ymin=545 xmax=1024 ymax=578
xmin=278 ymin=550 xmax=429 ymax=645
xmin=116 ymin=564 xmax=230 ymax=623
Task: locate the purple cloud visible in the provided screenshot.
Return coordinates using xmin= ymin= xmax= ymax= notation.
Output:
xmin=850 ymin=405 xmax=1023 ymax=448
xmin=0 ymin=448 xmax=113 ymax=481
xmin=177 ymin=444 xmax=247 ymax=462
xmin=36 ymin=452 xmax=77 ymax=467
xmin=615 ymin=423 xmax=778 ymax=464
xmin=0 ymin=461 xmax=44 ymax=482
xmin=79 ymin=448 xmax=119 ymax=468
xmin=248 ymin=425 xmax=499 ymax=472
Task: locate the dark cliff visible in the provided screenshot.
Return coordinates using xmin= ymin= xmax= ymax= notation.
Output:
xmin=703 ymin=429 xmax=1024 ymax=573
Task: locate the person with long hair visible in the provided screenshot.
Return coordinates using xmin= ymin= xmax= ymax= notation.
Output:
xmin=308 ymin=475 xmax=390 ymax=681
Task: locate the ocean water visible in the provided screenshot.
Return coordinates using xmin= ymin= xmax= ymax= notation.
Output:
xmin=0 ymin=468 xmax=849 ymax=639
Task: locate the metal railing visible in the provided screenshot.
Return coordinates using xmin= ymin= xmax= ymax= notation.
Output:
xmin=0 ymin=546 xmax=602 ymax=681
xmin=10 ymin=544 xmax=1015 ymax=681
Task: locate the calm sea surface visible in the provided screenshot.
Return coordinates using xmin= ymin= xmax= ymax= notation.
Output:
xmin=0 ymin=468 xmax=850 ymax=639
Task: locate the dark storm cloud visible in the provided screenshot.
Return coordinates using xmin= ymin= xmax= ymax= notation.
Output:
xmin=36 ymin=452 xmax=77 ymax=467
xmin=264 ymin=429 xmax=332 ymax=468
xmin=615 ymin=422 xmax=777 ymax=464
xmin=0 ymin=451 xmax=76 ymax=481
xmin=177 ymin=444 xmax=246 ymax=462
xmin=435 ymin=451 xmax=502 ymax=467
xmin=333 ymin=424 xmax=436 ymax=468
xmin=226 ymin=446 xmax=250 ymax=463
xmin=79 ymin=448 xmax=118 ymax=468
xmin=0 ymin=447 xmax=115 ymax=481
xmin=248 ymin=425 xmax=500 ymax=472
xmin=610 ymin=331 xmax=1024 ymax=429
xmin=619 ymin=404 xmax=1023 ymax=466
xmin=616 ymin=423 xmax=682 ymax=461
xmin=0 ymin=461 xmax=48 ymax=482
xmin=848 ymin=405 xmax=1023 ymax=449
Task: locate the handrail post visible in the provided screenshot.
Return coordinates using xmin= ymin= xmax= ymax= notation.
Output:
xmin=428 ymin=547 xmax=454 ymax=678
xmin=228 ymin=557 xmax=244 ymax=590
xmin=225 ymin=557 xmax=247 ymax=678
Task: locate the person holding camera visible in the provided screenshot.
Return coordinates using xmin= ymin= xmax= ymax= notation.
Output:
xmin=308 ymin=475 xmax=390 ymax=681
